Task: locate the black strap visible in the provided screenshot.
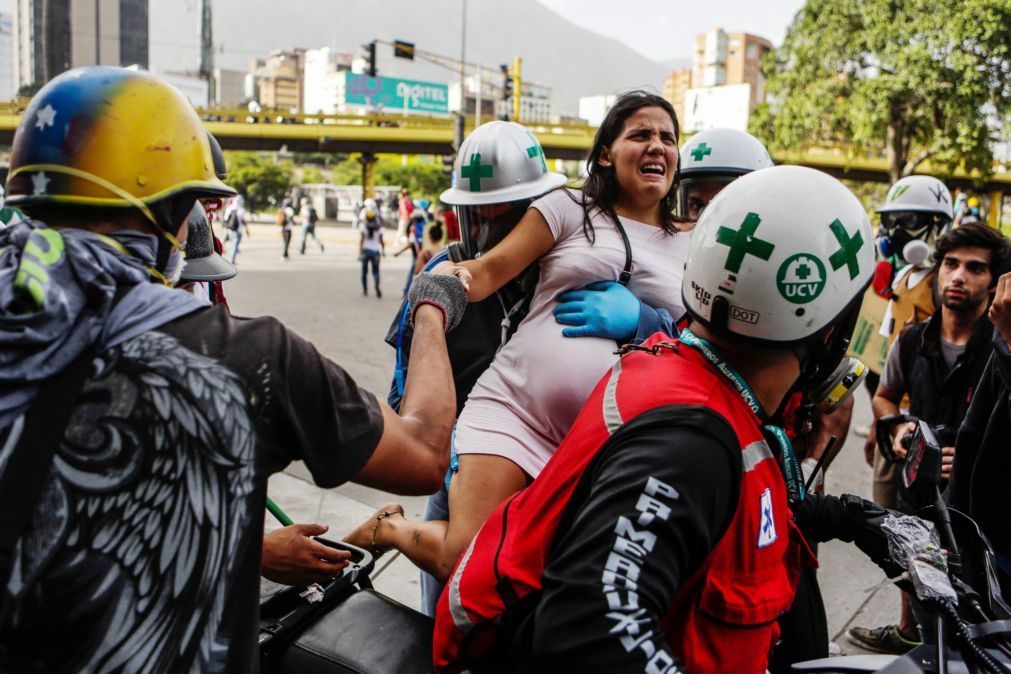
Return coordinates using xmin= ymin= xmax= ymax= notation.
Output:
xmin=0 ymin=348 xmax=95 ymax=604
xmin=614 ymin=218 xmax=633 ymax=286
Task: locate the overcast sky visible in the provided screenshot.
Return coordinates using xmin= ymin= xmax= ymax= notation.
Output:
xmin=537 ymin=0 xmax=805 ymax=61
xmin=1 ymin=0 xmax=806 ymax=64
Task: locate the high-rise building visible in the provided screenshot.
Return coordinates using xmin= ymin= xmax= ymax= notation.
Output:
xmin=664 ymin=28 xmax=773 ymax=132
xmin=0 ymin=13 xmax=16 ymax=100
xmin=13 ymin=0 xmax=149 ymax=92
xmin=449 ymin=74 xmax=551 ymax=124
xmin=250 ymin=49 xmax=305 ymax=112
xmin=213 ymin=68 xmax=247 ymax=108
xmin=303 ymin=48 xmax=354 ymax=114
xmin=662 ymin=70 xmax=692 ymax=126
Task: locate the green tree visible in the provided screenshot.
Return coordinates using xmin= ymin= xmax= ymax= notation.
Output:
xmin=376 ymin=156 xmax=449 ymax=199
xmin=299 ymin=166 xmax=327 ymax=184
xmin=225 ymin=152 xmax=293 ymax=213
xmin=752 ymin=0 xmax=1011 ymax=182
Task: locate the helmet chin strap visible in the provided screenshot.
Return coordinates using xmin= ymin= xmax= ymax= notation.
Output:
xmin=785 ymin=294 xmax=866 ymax=414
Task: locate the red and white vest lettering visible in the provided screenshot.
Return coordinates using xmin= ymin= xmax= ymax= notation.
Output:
xmin=433 ymin=335 xmax=815 ymax=674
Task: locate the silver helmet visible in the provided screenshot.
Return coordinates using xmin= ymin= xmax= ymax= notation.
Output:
xmin=676 ymin=128 xmax=774 ymax=221
xmin=440 ymin=121 xmax=566 ymax=258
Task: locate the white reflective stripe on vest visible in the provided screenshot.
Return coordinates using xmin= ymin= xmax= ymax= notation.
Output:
xmin=602 ymin=359 xmax=624 ymax=434
xmin=448 ymin=536 xmax=479 ymax=634
xmin=742 ymin=440 xmax=774 ymax=472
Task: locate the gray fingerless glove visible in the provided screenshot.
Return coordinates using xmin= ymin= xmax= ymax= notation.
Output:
xmin=408 ymin=272 xmax=468 ymax=332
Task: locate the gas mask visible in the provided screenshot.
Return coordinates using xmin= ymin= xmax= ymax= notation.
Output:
xmin=876 ymin=211 xmax=948 ymax=268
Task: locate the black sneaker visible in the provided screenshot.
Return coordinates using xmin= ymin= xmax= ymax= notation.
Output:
xmin=847 ymin=625 xmax=921 ymax=654
xmin=376 ymin=286 xmax=382 ymax=298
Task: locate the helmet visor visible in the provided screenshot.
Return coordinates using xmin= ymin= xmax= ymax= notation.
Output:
xmin=879 ymin=210 xmax=949 ymax=238
xmin=676 ymin=176 xmax=736 ymax=220
xmin=458 ymin=199 xmax=532 ymax=259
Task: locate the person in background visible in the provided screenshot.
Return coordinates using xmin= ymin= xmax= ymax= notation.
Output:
xmin=278 ymin=197 xmax=295 ymax=261
xmin=848 ymin=223 xmax=1010 ymax=655
xmin=865 ymin=176 xmax=953 ymax=515
xmin=414 ymin=222 xmax=446 ymax=275
xmin=177 ymin=202 xmax=237 ymax=306
xmin=397 ymin=187 xmax=414 ymax=242
xmin=299 ymin=196 xmax=325 ymax=255
xmin=360 ymin=204 xmax=385 ymax=297
xmin=675 ymin=127 xmax=773 ymax=223
xmin=948 ymin=268 xmax=1011 ymax=596
xmin=439 ymin=201 xmax=460 ymax=242
xmin=402 ymin=202 xmax=429 ymax=295
xmin=222 ymin=194 xmax=249 ymax=265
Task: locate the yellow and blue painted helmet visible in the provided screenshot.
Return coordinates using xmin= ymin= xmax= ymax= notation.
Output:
xmin=5 ymin=66 xmax=235 ymax=229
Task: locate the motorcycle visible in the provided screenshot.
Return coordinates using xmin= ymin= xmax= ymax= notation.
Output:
xmin=258 ymin=504 xmax=435 ymax=674
xmin=794 ymin=416 xmax=1011 ymax=673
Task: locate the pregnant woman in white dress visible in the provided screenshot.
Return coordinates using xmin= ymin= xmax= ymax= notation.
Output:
xmin=348 ymin=92 xmax=692 ymax=582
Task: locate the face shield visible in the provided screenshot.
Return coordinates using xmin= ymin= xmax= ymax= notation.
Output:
xmin=457 ymin=199 xmax=532 ymax=260
xmin=676 ymin=176 xmax=737 ymax=221
xmin=876 ymin=211 xmax=951 ymax=266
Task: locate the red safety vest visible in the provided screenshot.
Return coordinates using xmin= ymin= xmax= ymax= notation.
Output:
xmin=433 ymin=335 xmax=816 ymax=674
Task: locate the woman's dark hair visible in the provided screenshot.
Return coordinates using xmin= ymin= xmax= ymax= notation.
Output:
xmin=932 ymin=222 xmax=1011 ymax=282
xmin=566 ymin=90 xmax=684 ymax=242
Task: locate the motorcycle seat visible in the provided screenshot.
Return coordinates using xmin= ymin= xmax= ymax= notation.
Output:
xmin=281 ymin=588 xmax=434 ymax=674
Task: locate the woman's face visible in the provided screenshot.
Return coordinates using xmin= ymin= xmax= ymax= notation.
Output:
xmin=599 ymin=106 xmax=679 ymax=209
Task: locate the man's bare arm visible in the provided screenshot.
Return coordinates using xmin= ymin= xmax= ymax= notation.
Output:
xmin=354 ymin=303 xmax=456 ymax=494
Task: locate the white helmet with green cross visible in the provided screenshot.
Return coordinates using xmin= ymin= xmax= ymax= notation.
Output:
xmin=440 ymin=121 xmax=566 ymax=206
xmin=676 ymin=128 xmax=774 ymax=220
xmin=682 ymin=165 xmax=873 ymax=346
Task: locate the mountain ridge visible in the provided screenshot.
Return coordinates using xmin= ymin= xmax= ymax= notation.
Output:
xmin=152 ymin=0 xmax=673 ymax=115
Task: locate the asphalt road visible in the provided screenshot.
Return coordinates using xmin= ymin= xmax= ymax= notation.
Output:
xmin=227 ymin=219 xmax=892 ymax=655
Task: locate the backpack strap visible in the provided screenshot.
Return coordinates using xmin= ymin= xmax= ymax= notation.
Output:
xmin=613 ymin=217 xmax=633 ymax=286
xmin=0 ymin=347 xmax=95 ymax=621
xmin=897 ymin=323 xmax=922 ymax=390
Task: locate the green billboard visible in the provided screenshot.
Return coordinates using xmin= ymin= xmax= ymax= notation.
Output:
xmin=345 ymin=73 xmax=449 ymax=115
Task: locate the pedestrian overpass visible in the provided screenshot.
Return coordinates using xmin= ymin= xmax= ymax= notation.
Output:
xmin=1 ymin=105 xmax=1008 ymax=227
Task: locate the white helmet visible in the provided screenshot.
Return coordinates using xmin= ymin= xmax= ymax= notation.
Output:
xmin=440 ymin=121 xmax=566 ymax=206
xmin=677 ymin=128 xmax=774 ymax=219
xmin=441 ymin=121 xmax=566 ymax=259
xmin=877 ymin=175 xmax=953 ymax=219
xmin=875 ymin=176 xmax=953 ymax=266
xmin=683 ymin=166 xmax=873 ymax=350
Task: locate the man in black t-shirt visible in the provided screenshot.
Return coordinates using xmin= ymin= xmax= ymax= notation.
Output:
xmin=0 ymin=67 xmax=466 ymax=673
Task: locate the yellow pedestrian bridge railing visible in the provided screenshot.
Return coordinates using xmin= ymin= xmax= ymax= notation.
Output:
xmin=1 ymin=102 xmax=1008 ymax=195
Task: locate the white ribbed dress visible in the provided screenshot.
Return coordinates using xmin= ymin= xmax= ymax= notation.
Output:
xmin=453 ymin=189 xmax=692 ymax=478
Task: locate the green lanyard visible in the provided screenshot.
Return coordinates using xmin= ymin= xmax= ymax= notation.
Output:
xmin=679 ymin=329 xmax=806 ymax=503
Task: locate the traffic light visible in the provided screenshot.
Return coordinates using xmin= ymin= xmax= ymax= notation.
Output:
xmin=364 ymin=41 xmax=377 ymax=77
xmin=394 ymin=40 xmax=415 ymax=60
xmin=500 ymin=64 xmax=512 ymax=120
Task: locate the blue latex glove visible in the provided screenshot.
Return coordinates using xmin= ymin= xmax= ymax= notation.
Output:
xmin=553 ymin=280 xmax=641 ymax=339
